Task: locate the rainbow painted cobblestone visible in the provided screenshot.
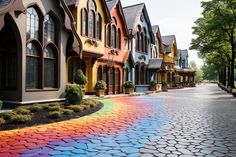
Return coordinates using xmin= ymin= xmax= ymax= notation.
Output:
xmin=0 ymin=96 xmax=166 ymax=157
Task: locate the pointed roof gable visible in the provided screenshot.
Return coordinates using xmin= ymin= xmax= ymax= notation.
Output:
xmin=123 ymin=3 xmax=154 ymax=43
xmin=64 ymin=0 xmax=111 ymax=22
xmin=106 ymin=0 xmax=129 ymax=35
xmin=162 ymin=35 xmax=176 ymax=53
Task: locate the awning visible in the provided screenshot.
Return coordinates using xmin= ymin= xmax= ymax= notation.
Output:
xmin=148 ymin=58 xmax=163 ymax=69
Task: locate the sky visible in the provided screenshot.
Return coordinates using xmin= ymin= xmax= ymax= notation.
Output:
xmin=120 ymin=0 xmax=204 ymax=68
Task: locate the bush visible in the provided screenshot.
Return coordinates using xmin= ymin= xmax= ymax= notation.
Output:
xmin=10 ymin=114 xmax=32 ymax=123
xmin=0 ymin=112 xmax=16 ymax=120
xmin=48 ymin=111 xmax=62 ymax=119
xmin=81 ymin=105 xmax=90 ymax=110
xmin=0 ymin=117 xmax=5 ymax=125
xmin=82 ymin=99 xmax=97 ymax=105
xmin=124 ymin=81 xmax=134 ymax=88
xmin=29 ymin=104 xmax=44 ymax=112
xmin=161 ymin=82 xmax=168 ymax=86
xmin=62 ymin=109 xmax=74 ymax=115
xmin=0 ymin=100 xmax=3 ymax=110
xmin=66 ymin=105 xmax=84 ymax=112
xmin=47 ymin=106 xmax=61 ymax=112
xmin=74 ymin=69 xmax=88 ymax=86
xmin=94 ymin=80 xmax=107 ymax=90
xmin=65 ymin=84 xmax=83 ymax=105
xmin=14 ymin=108 xmax=31 ymax=115
xmin=150 ymin=80 xmax=157 ymax=86
xmin=48 ymin=103 xmax=60 ymax=107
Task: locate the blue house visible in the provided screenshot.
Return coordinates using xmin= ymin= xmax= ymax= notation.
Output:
xmin=123 ymin=3 xmax=154 ymax=92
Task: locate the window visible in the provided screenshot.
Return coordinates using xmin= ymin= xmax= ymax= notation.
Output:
xmin=111 ymin=25 xmax=116 ymax=48
xmin=44 ymin=46 xmax=56 ymax=88
xmin=97 ymin=66 xmax=102 ymax=81
xmin=140 ymin=33 xmax=144 ymax=52
xmin=88 ymin=0 xmax=96 ymax=10
xmin=115 ymin=68 xmax=120 ymax=86
xmin=26 ymin=7 xmax=39 ymax=40
xmin=88 ymin=11 xmax=95 ymax=38
xmin=26 ymin=7 xmax=59 ymax=90
xmin=136 ymin=32 xmax=139 ymax=51
xmin=103 ymin=66 xmax=108 ymax=83
xmin=106 ymin=25 xmax=111 ymax=47
xmin=44 ymin=15 xmax=55 ymax=43
xmin=109 ymin=68 xmax=114 ymax=86
xmin=96 ymin=13 xmax=101 ymax=40
xmin=26 ymin=43 xmax=39 ymax=89
xmin=81 ymin=8 xmax=88 ymax=36
xmin=117 ymin=29 xmax=121 ymax=49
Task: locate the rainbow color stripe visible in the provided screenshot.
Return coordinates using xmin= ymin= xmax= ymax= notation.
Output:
xmin=0 ymin=96 xmax=166 ymax=157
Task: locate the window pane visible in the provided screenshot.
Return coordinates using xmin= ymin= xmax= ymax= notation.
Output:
xmin=82 ymin=9 xmax=88 ymax=36
xmin=44 ymin=47 xmax=55 ymax=88
xmin=115 ymin=69 xmax=119 ymax=85
xmin=26 ymin=7 xmax=39 ymax=40
xmin=96 ymin=14 xmax=101 ymax=40
xmin=26 ymin=57 xmax=39 ymax=89
xmin=88 ymin=11 xmax=95 ymax=38
xmin=44 ymin=15 xmax=56 ymax=43
xmin=111 ymin=26 xmax=116 ymax=48
xmin=110 ymin=68 xmax=114 ymax=85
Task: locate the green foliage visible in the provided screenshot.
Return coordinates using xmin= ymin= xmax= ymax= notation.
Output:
xmin=14 ymin=108 xmax=31 ymax=115
xmin=48 ymin=111 xmax=62 ymax=119
xmin=82 ymin=99 xmax=97 ymax=106
xmin=0 ymin=117 xmax=5 ymax=125
xmin=191 ymin=0 xmax=236 ymax=87
xmin=48 ymin=103 xmax=60 ymax=107
xmin=0 ymin=100 xmax=3 ymax=110
xmin=10 ymin=114 xmax=32 ymax=123
xmin=66 ymin=105 xmax=84 ymax=112
xmin=0 ymin=112 xmax=16 ymax=120
xmin=149 ymin=80 xmax=157 ymax=86
xmin=29 ymin=104 xmax=44 ymax=112
xmin=65 ymin=84 xmax=83 ymax=105
xmin=94 ymin=80 xmax=107 ymax=90
xmin=201 ymin=63 xmax=218 ymax=80
xmin=123 ymin=81 xmax=134 ymax=88
xmin=47 ymin=106 xmax=61 ymax=112
xmin=62 ymin=109 xmax=74 ymax=115
xmin=161 ymin=82 xmax=168 ymax=86
xmin=74 ymin=69 xmax=88 ymax=85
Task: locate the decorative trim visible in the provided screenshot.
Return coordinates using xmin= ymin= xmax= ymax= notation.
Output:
xmin=85 ymin=38 xmax=99 ymax=47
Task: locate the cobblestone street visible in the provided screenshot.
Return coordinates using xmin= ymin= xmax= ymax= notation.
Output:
xmin=0 ymin=84 xmax=236 ymax=157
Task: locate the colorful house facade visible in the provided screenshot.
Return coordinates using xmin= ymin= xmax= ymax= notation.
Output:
xmin=123 ymin=3 xmax=155 ymax=92
xmin=65 ymin=0 xmax=111 ymax=94
xmin=150 ymin=25 xmax=166 ymax=84
xmin=162 ymin=35 xmax=178 ymax=85
xmin=96 ymin=0 xmax=130 ymax=95
xmin=0 ymin=0 xmax=82 ymax=104
xmin=175 ymin=49 xmax=196 ymax=86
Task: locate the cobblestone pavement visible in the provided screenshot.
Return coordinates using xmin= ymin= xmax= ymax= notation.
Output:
xmin=0 ymin=84 xmax=236 ymax=157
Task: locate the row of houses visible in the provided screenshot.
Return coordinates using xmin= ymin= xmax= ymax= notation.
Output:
xmin=0 ymin=0 xmax=195 ymax=104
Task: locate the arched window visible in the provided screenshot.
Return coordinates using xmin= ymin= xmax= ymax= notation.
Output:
xmin=117 ymin=28 xmax=121 ymax=49
xmin=44 ymin=14 xmax=56 ymax=43
xmin=135 ymin=64 xmax=139 ymax=85
xmin=115 ymin=68 xmax=120 ymax=86
xmin=111 ymin=25 xmax=116 ymax=48
xmin=109 ymin=67 xmax=114 ymax=86
xmin=88 ymin=10 xmax=95 ymax=38
xmin=140 ymin=33 xmax=144 ymax=52
xmin=96 ymin=13 xmax=101 ymax=40
xmin=112 ymin=17 xmax=117 ymax=25
xmin=88 ymin=0 xmax=96 ymax=11
xmin=26 ymin=43 xmax=39 ymax=89
xmin=136 ymin=32 xmax=139 ymax=51
xmin=81 ymin=8 xmax=88 ymax=36
xmin=103 ymin=66 xmax=108 ymax=83
xmin=140 ymin=65 xmax=145 ymax=84
xmin=143 ymin=28 xmax=147 ymax=53
xmin=106 ymin=25 xmax=111 ymax=47
xmin=26 ymin=7 xmax=39 ymax=40
xmin=44 ymin=46 xmax=56 ymax=88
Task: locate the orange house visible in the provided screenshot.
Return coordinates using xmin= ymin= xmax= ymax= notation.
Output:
xmin=97 ymin=0 xmax=129 ymax=94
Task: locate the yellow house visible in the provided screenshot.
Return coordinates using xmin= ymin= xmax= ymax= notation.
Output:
xmin=162 ymin=35 xmax=178 ymax=85
xmin=65 ymin=0 xmax=111 ymax=93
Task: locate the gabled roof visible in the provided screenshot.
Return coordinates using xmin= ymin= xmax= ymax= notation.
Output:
xmin=64 ymin=0 xmax=111 ymax=22
xmin=178 ymin=49 xmax=189 ymax=59
xmin=152 ymin=25 xmax=160 ymax=34
xmin=105 ymin=0 xmax=129 ymax=36
xmin=162 ymin=35 xmax=176 ymax=53
xmin=123 ymin=3 xmax=154 ymax=43
xmin=148 ymin=58 xmax=163 ymax=69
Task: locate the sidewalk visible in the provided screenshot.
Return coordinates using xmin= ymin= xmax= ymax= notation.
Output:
xmin=84 ymin=90 xmax=162 ymax=100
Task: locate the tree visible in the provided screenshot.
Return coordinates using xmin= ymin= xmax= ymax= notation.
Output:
xmin=189 ymin=61 xmax=197 ymax=71
xmin=191 ymin=0 xmax=236 ymax=88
